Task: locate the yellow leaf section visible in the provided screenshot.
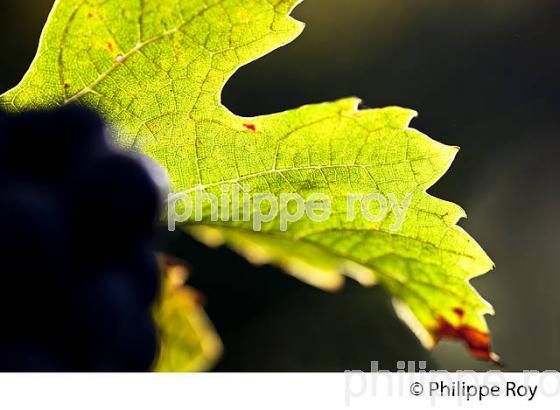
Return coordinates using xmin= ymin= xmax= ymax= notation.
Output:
xmin=153 ymin=259 xmax=222 ymax=372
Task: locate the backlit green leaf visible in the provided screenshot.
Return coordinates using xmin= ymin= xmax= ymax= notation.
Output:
xmin=0 ymin=0 xmax=497 ymax=362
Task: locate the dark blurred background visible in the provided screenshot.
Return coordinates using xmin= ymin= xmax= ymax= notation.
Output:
xmin=2 ymin=0 xmax=559 ymax=371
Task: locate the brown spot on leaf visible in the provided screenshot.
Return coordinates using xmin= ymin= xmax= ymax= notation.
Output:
xmin=243 ymin=123 xmax=256 ymax=132
xmin=87 ymin=12 xmax=93 ymax=18
xmin=433 ymin=317 xmax=501 ymax=364
xmin=108 ymin=42 xmax=114 ymax=53
xmin=63 ymin=83 xmax=70 ymax=89
xmin=453 ymin=308 xmax=465 ymax=319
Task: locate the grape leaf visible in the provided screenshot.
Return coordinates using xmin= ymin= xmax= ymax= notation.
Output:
xmin=153 ymin=258 xmax=222 ymax=372
xmin=0 ymin=0 xmax=497 ymax=362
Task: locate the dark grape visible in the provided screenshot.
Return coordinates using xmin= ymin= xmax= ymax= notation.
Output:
xmin=0 ymin=340 xmax=67 ymax=372
xmin=69 ymin=153 xmax=162 ymax=263
xmin=129 ymin=243 xmax=162 ymax=306
xmin=118 ymin=312 xmax=159 ymax=371
xmin=0 ymin=182 xmax=69 ymax=336
xmin=66 ymin=270 xmax=159 ymax=371
xmin=0 ymin=106 xmax=110 ymax=183
xmin=0 ymin=106 xmax=163 ymax=371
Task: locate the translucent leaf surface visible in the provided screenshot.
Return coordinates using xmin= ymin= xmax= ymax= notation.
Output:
xmin=154 ymin=259 xmax=222 ymax=372
xmin=0 ymin=0 xmax=497 ymax=362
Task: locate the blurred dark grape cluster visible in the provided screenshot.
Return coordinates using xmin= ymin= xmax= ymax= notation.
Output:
xmin=0 ymin=107 xmax=163 ymax=371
